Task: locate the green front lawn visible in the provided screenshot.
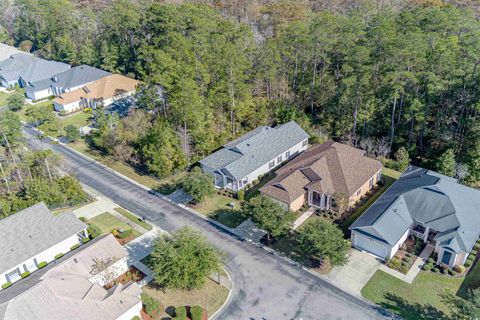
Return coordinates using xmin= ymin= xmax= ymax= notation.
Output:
xmin=114 ymin=207 xmax=153 ymax=231
xmin=362 ymin=270 xmax=463 ymax=319
xmin=0 ymin=91 xmax=11 ymax=107
xmin=340 ymin=167 xmax=401 ymax=233
xmin=192 ymin=193 xmax=245 ymax=228
xmin=87 ymin=212 xmax=141 ymax=237
xmin=58 ymin=111 xmax=91 ymax=135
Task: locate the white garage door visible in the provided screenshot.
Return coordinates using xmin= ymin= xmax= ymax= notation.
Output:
xmin=353 ymin=232 xmax=388 ymax=259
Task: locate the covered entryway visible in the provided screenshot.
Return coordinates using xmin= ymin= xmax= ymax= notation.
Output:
xmin=352 ymin=231 xmax=389 ymax=259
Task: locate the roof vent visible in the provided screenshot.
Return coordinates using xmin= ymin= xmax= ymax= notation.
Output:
xmin=52 ymin=77 xmax=58 ymax=82
xmin=246 ymin=143 xmax=250 ymax=147
xmin=74 ymin=258 xmax=78 ymax=263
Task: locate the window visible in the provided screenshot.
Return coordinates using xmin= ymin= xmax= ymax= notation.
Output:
xmin=377 ymin=172 xmax=381 ymax=180
xmin=285 ymin=150 xmax=291 ymax=158
xmin=277 ymin=155 xmax=282 ymax=163
xmin=369 ymin=178 xmax=374 ymax=188
xmin=356 ymin=189 xmax=361 ymax=196
xmin=302 ymin=139 xmax=308 ymax=147
xmin=269 ymin=160 xmax=275 ymax=169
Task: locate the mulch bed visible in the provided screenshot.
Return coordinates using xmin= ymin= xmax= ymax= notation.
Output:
xmin=105 ymin=266 xmax=146 ymax=289
xmin=115 ymin=233 xmax=136 ymax=245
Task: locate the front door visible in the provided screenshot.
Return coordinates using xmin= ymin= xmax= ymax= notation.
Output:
xmin=441 ymin=250 xmax=452 ymax=265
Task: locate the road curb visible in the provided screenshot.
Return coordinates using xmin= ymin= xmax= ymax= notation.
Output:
xmin=209 ymin=265 xmax=234 ymax=320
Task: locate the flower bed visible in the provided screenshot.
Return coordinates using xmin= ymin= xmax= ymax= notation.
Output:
xmin=386 ymin=236 xmax=425 ymax=274
xmin=105 ymin=266 xmax=146 ymax=289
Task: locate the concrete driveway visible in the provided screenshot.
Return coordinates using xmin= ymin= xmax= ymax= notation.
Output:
xmin=326 ymin=249 xmax=382 ymax=297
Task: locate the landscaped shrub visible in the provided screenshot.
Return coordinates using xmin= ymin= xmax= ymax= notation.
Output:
xmin=131 ymin=316 xmax=141 ymax=320
xmin=471 ymin=249 xmax=478 ymax=256
xmin=465 ymin=260 xmax=473 ymax=268
xmin=387 ymin=257 xmax=401 ymax=270
xmin=118 ymin=229 xmax=133 ymax=239
xmin=433 ymin=267 xmax=440 ymax=273
xmin=55 ymin=253 xmax=64 ymax=259
xmin=399 ymin=265 xmax=409 ymax=274
xmin=70 ymin=243 xmax=80 ymax=251
xmin=174 ymin=306 xmax=187 ymax=320
xmin=400 ymin=243 xmax=407 ymax=251
xmin=21 ymin=271 xmax=30 ymax=278
xmin=87 ymin=225 xmax=101 ymax=238
xmin=475 ymin=243 xmax=480 ymax=250
xmin=402 ymin=257 xmax=412 ymax=263
xmin=1 ymin=282 xmax=12 ymax=289
xmin=82 ymin=237 xmax=90 ymax=244
xmin=190 ymin=306 xmax=204 ymax=320
xmin=428 ymin=257 xmax=435 ymax=264
xmin=448 ymin=269 xmax=455 ymax=276
xmin=37 ymin=261 xmax=47 ymax=269
xmin=454 ymin=265 xmax=466 ymax=274
xmin=79 ymin=217 xmax=87 ymax=222
xmin=422 ymin=264 xmax=431 ymax=271
xmin=237 ymin=190 xmax=245 ymax=201
xmin=141 ymin=294 xmax=160 ymax=318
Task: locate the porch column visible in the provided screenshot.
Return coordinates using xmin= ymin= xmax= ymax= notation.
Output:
xmin=326 ymin=195 xmax=330 ymax=210
xmin=84 ymin=229 xmax=89 ymax=239
xmin=307 ymin=190 xmax=312 ymax=206
xmin=423 ymin=226 xmax=430 ymax=243
xmin=320 ymin=193 xmax=325 ymax=209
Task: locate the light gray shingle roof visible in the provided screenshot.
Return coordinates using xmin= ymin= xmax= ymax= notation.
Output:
xmin=200 ymin=121 xmax=309 ymax=180
xmin=28 ymin=65 xmax=111 ymax=91
xmin=351 ymin=166 xmax=480 ymax=253
xmin=0 ymin=54 xmax=40 ymax=83
xmin=0 ymin=235 xmax=141 ymax=320
xmin=0 ymin=44 xmax=24 ymax=63
xmin=20 ymin=59 xmax=70 ymax=84
xmin=0 ymin=202 xmax=87 ymax=273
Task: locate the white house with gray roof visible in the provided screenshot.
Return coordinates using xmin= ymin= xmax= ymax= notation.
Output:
xmin=0 ymin=53 xmax=70 ymax=89
xmin=0 ymin=203 xmax=88 ymax=287
xmin=0 ymin=234 xmax=142 ymax=320
xmin=199 ymin=121 xmax=309 ymax=191
xmin=350 ymin=166 xmax=480 ymax=267
xmin=25 ymin=64 xmax=111 ymax=100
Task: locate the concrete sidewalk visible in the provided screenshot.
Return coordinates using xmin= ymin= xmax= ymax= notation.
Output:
xmin=292 ymin=207 xmax=316 ymax=230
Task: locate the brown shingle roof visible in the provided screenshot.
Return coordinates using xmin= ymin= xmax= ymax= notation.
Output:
xmin=53 ymin=74 xmax=139 ymax=106
xmin=260 ymin=141 xmax=383 ymax=204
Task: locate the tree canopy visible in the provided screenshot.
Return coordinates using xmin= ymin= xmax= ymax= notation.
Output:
xmin=243 ymin=195 xmax=296 ymax=240
xmin=181 ymin=167 xmax=215 ymax=203
xmin=297 ymin=219 xmax=350 ymax=266
xmin=150 ymin=227 xmax=223 ymax=290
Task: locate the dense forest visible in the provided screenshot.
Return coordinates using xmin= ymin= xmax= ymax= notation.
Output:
xmin=0 ymin=0 xmax=479 ymax=186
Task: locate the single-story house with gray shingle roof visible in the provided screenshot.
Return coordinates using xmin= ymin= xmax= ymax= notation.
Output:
xmin=0 ymin=53 xmax=71 ymax=89
xmin=350 ymin=166 xmax=480 ymax=267
xmin=0 ymin=234 xmax=142 ymax=320
xmin=18 ymin=59 xmax=70 ymax=90
xmin=0 ymin=54 xmax=39 ymax=88
xmin=0 ymin=202 xmax=88 ymax=287
xmin=199 ymin=121 xmax=309 ymax=191
xmin=25 ymin=64 xmax=111 ymax=100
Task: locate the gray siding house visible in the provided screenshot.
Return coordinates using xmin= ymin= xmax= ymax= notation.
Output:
xmin=199 ymin=121 xmax=309 ymax=191
xmin=25 ymin=64 xmax=111 ymax=100
xmin=350 ymin=166 xmax=480 ymax=267
xmin=0 ymin=53 xmax=70 ymax=89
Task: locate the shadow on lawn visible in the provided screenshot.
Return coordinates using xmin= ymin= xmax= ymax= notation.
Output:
xmin=380 ymin=293 xmax=450 ymax=320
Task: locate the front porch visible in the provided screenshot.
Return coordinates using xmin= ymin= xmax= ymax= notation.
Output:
xmin=307 ymin=190 xmax=331 ymax=210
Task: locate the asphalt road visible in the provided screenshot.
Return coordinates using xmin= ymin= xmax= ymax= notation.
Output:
xmin=24 ymin=128 xmax=392 ymax=320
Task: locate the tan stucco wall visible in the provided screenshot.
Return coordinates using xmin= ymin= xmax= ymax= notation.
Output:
xmin=289 ymin=193 xmax=306 ymax=211
xmin=348 ymin=169 xmax=382 ymax=207
xmin=454 ymin=251 xmax=468 ymax=266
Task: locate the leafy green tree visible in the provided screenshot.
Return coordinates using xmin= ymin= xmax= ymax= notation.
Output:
xmin=64 ymin=125 xmax=80 ymax=143
xmin=297 ymin=219 xmax=350 ymax=266
xmin=0 ymin=110 xmax=22 ymax=147
xmin=150 ymin=227 xmax=223 ymax=290
xmin=437 ymin=149 xmax=456 ymax=177
xmin=181 ymin=167 xmax=215 ymax=203
xmin=7 ymin=93 xmax=25 ymax=111
xmin=140 ymin=119 xmax=186 ymax=177
xmin=445 ymin=288 xmax=480 ymax=320
xmin=243 ymin=195 xmax=296 ymax=241
xmin=394 ymin=147 xmax=409 ymax=172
